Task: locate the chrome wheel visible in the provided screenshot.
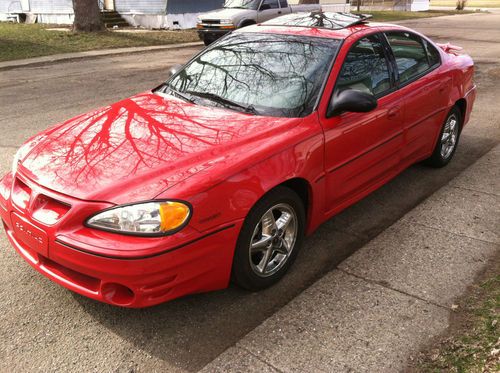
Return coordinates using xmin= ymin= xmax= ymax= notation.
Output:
xmin=249 ymin=203 xmax=298 ymax=277
xmin=440 ymin=114 xmax=459 ymax=159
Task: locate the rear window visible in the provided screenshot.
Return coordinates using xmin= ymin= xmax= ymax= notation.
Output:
xmin=279 ymin=0 xmax=288 ymax=7
xmin=423 ymin=38 xmax=441 ymax=67
xmin=385 ymin=31 xmax=431 ymax=85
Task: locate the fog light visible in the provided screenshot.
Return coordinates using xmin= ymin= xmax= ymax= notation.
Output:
xmin=101 ymin=282 xmax=135 ymax=306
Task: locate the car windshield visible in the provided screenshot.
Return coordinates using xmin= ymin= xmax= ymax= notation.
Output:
xmin=224 ymin=0 xmax=260 ymax=9
xmin=161 ymin=33 xmax=340 ymax=117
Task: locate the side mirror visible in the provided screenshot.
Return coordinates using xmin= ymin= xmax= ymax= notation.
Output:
xmin=167 ymin=64 xmax=183 ymax=78
xmin=327 ymin=89 xmax=377 ymax=118
xmin=260 ymin=4 xmax=271 ymax=10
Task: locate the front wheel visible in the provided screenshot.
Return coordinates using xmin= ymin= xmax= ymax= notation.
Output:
xmin=425 ymin=106 xmax=462 ymax=168
xmin=231 ymin=187 xmax=305 ymax=291
xmin=203 ymin=37 xmax=214 ymax=46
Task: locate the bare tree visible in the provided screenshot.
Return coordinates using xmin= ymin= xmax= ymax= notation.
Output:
xmin=456 ymin=0 xmax=467 ymax=10
xmin=72 ymin=0 xmax=103 ymax=32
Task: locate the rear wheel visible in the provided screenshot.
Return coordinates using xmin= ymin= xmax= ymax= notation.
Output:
xmin=425 ymin=106 xmax=462 ymax=168
xmin=231 ymin=187 xmax=305 ymax=291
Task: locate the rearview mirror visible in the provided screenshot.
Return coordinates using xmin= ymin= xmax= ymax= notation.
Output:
xmin=167 ymin=64 xmax=183 ymax=78
xmin=327 ymin=89 xmax=377 ymax=118
xmin=259 ymin=4 xmax=271 ymax=10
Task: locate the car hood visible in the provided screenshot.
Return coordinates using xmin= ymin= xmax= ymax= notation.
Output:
xmin=18 ymin=92 xmax=299 ymax=204
xmin=199 ymin=8 xmax=250 ymax=21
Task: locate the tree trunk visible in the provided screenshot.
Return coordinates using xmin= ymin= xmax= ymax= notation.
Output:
xmin=73 ymin=0 xmax=104 ymax=32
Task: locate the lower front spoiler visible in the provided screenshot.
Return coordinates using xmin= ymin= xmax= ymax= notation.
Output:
xmin=2 ymin=217 xmax=242 ymax=308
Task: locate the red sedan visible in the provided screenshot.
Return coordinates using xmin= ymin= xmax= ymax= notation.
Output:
xmin=0 ymin=13 xmax=476 ymax=307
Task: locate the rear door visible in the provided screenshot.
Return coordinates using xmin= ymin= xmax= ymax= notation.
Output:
xmin=320 ymin=33 xmax=405 ymax=213
xmin=384 ymin=31 xmax=449 ymax=164
xmin=257 ymin=0 xmax=282 ymax=22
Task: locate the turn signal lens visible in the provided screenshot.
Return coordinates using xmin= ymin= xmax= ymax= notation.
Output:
xmin=159 ymin=202 xmax=191 ymax=231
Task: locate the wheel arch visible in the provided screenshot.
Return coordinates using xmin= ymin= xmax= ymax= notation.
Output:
xmin=278 ymin=177 xmax=312 ymax=226
xmin=238 ymin=19 xmax=256 ymax=28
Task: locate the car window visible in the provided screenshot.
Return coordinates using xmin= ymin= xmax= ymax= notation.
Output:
xmin=385 ymin=31 xmax=431 ymax=84
xmin=261 ymin=0 xmax=279 ymax=9
xmin=336 ymin=34 xmax=392 ymax=96
xmin=422 ymin=38 xmax=441 ymax=67
xmin=279 ymin=0 xmax=288 ymax=7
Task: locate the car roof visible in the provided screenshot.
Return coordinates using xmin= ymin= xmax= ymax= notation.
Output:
xmin=236 ymin=12 xmax=403 ymax=40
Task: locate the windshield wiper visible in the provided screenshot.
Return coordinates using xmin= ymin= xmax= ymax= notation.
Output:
xmin=163 ymin=85 xmax=196 ymax=104
xmin=185 ymin=90 xmax=258 ymax=115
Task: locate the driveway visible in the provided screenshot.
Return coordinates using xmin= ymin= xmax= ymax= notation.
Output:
xmin=0 ymin=12 xmax=499 ymax=372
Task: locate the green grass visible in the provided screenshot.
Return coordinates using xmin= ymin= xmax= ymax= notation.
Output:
xmin=418 ymin=272 xmax=500 ymax=373
xmin=0 ymin=23 xmax=199 ymax=62
xmin=430 ymin=0 xmax=500 ymax=8
xmin=356 ymin=9 xmax=476 ymax=22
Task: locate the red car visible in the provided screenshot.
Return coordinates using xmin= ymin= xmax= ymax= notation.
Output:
xmin=0 ymin=13 xmax=475 ymax=307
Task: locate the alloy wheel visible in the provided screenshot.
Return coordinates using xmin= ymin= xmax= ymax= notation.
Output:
xmin=440 ymin=113 xmax=459 ymax=159
xmin=249 ymin=203 xmax=298 ymax=277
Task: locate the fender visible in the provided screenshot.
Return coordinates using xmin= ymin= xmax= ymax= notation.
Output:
xmin=162 ymin=118 xmax=326 ymax=235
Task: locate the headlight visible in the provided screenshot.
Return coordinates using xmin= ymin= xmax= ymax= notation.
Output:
xmin=12 ymin=147 xmax=24 ymax=175
xmin=86 ymin=201 xmax=192 ymax=236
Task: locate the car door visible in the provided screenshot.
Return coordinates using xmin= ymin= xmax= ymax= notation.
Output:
xmin=384 ymin=31 xmax=450 ymax=164
xmin=257 ymin=0 xmax=281 ymax=23
xmin=279 ymin=0 xmax=291 ymax=15
xmin=319 ymin=33 xmax=405 ymax=214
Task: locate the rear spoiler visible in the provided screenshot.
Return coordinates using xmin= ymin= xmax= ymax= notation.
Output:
xmin=436 ymin=42 xmax=463 ymax=55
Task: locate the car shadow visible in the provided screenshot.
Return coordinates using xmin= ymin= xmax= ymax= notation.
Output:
xmin=73 ymin=134 xmax=496 ymax=372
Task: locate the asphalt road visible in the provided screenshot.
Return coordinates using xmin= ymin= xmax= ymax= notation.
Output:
xmin=1 ymin=12 xmax=499 ymax=373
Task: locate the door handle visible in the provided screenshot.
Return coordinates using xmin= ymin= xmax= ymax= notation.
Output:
xmin=278 ymin=11 xmax=282 ymax=14
xmin=387 ymin=106 xmax=400 ymax=119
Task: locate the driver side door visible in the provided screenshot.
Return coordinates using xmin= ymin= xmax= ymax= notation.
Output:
xmin=319 ymin=33 xmax=405 ymax=214
xmin=257 ymin=0 xmax=282 ymax=23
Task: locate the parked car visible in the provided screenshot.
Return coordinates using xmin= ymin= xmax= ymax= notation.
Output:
xmin=196 ymin=0 xmax=322 ymax=45
xmin=0 ymin=12 xmax=476 ymax=308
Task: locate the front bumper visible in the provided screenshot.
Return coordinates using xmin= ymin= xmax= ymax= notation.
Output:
xmin=196 ymin=27 xmax=233 ymax=41
xmin=0 ymin=171 xmax=242 ymax=308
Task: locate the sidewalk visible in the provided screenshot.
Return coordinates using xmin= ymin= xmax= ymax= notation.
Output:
xmin=0 ymin=41 xmax=203 ymax=71
xmin=201 ymin=145 xmax=499 ymax=372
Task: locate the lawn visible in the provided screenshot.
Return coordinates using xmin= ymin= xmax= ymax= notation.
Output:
xmin=0 ymin=23 xmax=199 ymax=62
xmin=430 ymin=0 xmax=500 ymax=7
xmin=357 ymin=9 xmax=476 ymax=21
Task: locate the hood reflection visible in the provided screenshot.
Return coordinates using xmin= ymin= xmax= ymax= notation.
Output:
xmin=20 ymin=92 xmax=294 ymax=203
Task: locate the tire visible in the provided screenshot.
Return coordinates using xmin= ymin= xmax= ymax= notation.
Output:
xmin=239 ymin=21 xmax=256 ymax=28
xmin=425 ymin=106 xmax=462 ymax=168
xmin=231 ymin=186 xmax=305 ymax=291
xmin=203 ymin=37 xmax=213 ymax=46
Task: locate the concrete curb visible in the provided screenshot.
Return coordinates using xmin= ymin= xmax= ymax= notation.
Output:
xmin=200 ymin=144 xmax=500 ymax=373
xmin=0 ymin=41 xmax=203 ymax=71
